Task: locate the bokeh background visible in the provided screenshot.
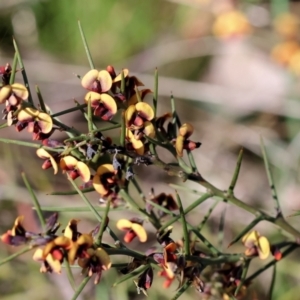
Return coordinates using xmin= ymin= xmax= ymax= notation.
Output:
xmin=1 ymin=0 xmax=300 ymax=299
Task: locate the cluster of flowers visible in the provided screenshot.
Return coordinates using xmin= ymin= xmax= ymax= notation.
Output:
xmin=0 ymin=60 xmax=283 ymax=297
xmin=271 ymin=13 xmax=300 ymax=75
xmin=1 ymin=207 xmax=281 ymax=297
xmin=211 ymin=7 xmax=300 ymax=77
xmin=0 ymin=63 xmax=201 ymax=202
xmin=0 ymin=63 xmax=52 ymax=139
xmin=212 ymin=9 xmax=251 ymax=39
xmin=1 ymin=214 xmax=111 ymax=284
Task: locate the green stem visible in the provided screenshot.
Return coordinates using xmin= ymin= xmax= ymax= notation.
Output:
xmin=71 ymin=276 xmax=90 ymax=300
xmin=187 ymin=253 xmax=243 ymax=266
xmin=169 ymin=183 xmax=204 ymax=196
xmin=177 ymin=156 xmax=193 ymax=174
xmin=153 ymin=68 xmax=158 ymax=117
xmin=228 ymin=148 xmax=243 ymax=194
xmin=190 ymin=228 xmax=220 ymax=256
xmin=260 ymin=137 xmax=281 ymax=215
xmin=187 ymin=150 xmax=198 ymax=173
xmin=51 ymin=104 xmax=87 ymax=118
xmin=171 ymin=94 xmax=181 ymax=129
xmin=228 ymin=216 xmax=262 ymax=248
xmin=268 ymin=265 xmax=276 ymax=300
xmin=35 ymin=85 xmax=47 ymax=113
xmin=21 ymin=172 xmax=46 ymax=230
xmin=0 ymin=123 xmax=8 ymax=129
xmin=13 ymin=38 xmax=34 ymax=105
xmin=234 ymin=259 xmax=250 ymax=296
xmin=104 ymin=247 xmax=145 ymax=261
xmin=67 ymin=175 xmax=121 ymax=244
xmin=176 ymin=191 xmax=190 ymax=256
xmin=112 ymin=264 xmax=148 ymax=287
xmin=218 ymin=205 xmax=227 ymax=251
xmin=119 ymin=189 xmax=160 ymax=229
xmin=87 ymin=94 xmax=93 ymax=134
xmin=197 ymin=200 xmax=219 ymax=232
xmin=0 ymin=245 xmax=32 ymax=266
xmin=189 ymin=172 xmax=300 ymax=239
xmin=147 ymin=198 xmax=219 ymax=255
xmin=78 ymin=20 xmax=95 ymax=70
xmin=120 ymin=69 xmax=125 ymax=94
xmin=64 ymin=251 xmax=76 ymax=291
xmin=65 ymin=177 xmax=99 ymax=218
xmin=134 ymin=86 xmax=142 ymax=102
xmin=274 ymin=217 xmax=300 ymax=238
xmin=131 ymin=177 xmax=145 ymax=201
xmin=171 ymin=281 xmax=191 ymax=300
xmin=9 ymin=51 xmax=18 ymax=85
xmin=120 ymin=110 xmax=125 ymax=147
xmin=49 ymin=187 xmax=95 ymax=195
xmin=159 ymin=193 xmax=212 ymax=232
xmin=0 ymin=137 xmax=64 ymax=153
xmin=38 ymin=206 xmax=123 ymax=212
xmin=93 ymin=123 xmax=121 ymax=132
xmin=53 ymin=119 xmax=80 ymax=136
xmin=95 ymin=199 xmax=111 ymax=245
xmin=189 ymin=174 xmax=260 ymax=216
xmin=245 ymin=243 xmax=298 ymax=283
xmin=146 ymin=199 xmax=175 ymax=216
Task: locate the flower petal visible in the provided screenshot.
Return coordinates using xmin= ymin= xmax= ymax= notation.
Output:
xmin=36 ymin=148 xmax=51 ymax=159
xmin=0 ymin=85 xmax=12 ymax=103
xmin=165 ymin=242 xmax=177 ymax=253
xmin=68 ymin=234 xmax=93 ymax=265
xmin=274 ymin=13 xmax=299 ymax=39
xmin=179 ymin=123 xmax=194 ymax=138
xmin=131 ymin=223 xmax=147 ymax=242
xmin=271 ymin=41 xmax=299 ymax=65
xmin=97 ymin=70 xmax=113 ymax=92
xmin=33 ymin=248 xmax=44 ymax=262
xmin=81 ymin=69 xmax=99 ymax=90
xmin=125 ymin=105 xmax=136 ymax=128
xmin=135 ymin=102 xmax=154 ymax=121
xmin=43 ymin=236 xmax=71 ymax=258
xmin=257 ymin=236 xmax=270 ymax=260
xmin=143 ymin=121 xmax=155 ymax=138
xmin=64 ymin=219 xmax=80 ymax=240
xmin=213 ymin=10 xmax=251 ymax=38
xmin=76 ymin=161 xmax=91 ymax=183
xmin=113 ymin=69 xmax=129 ymax=83
xmin=11 ymin=83 xmax=28 ymax=100
xmin=96 ymin=164 xmax=115 ymax=176
xmin=11 ymin=216 xmax=25 ymax=236
xmin=242 ymin=230 xmax=259 ymax=248
xmin=45 ymin=253 xmax=62 ymax=273
xmin=37 ymin=112 xmax=53 ymax=134
xmin=101 ymin=93 xmax=117 ymax=115
xmin=36 ymin=148 xmax=58 ymax=174
xmin=84 ymin=91 xmax=101 ymax=103
xmin=95 ymin=248 xmax=112 ymax=270
xmin=123 ymin=230 xmax=137 ymax=243
xmin=116 ymin=219 xmax=133 ymax=231
xmin=92 ymin=174 xmax=110 ymax=196
xmin=175 ymin=135 xmax=184 ymax=157
xmin=126 ymin=129 xmax=144 ymax=155
xmin=60 ymin=156 xmax=78 ymax=171
xmin=76 ymin=233 xmax=93 ymax=247
xmin=17 ymin=107 xmax=39 ymax=122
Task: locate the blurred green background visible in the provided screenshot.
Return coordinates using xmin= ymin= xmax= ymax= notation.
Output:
xmin=1 ymin=0 xmax=300 ymax=299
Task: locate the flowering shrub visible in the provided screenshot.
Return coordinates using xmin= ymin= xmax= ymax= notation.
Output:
xmin=0 ymin=23 xmax=300 ymax=300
